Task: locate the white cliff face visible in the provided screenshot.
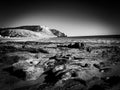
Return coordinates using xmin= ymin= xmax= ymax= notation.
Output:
xmin=41 ymin=26 xmax=50 ymax=33
xmin=0 ymin=25 xmax=66 ymax=39
xmin=40 ymin=26 xmax=55 ymax=36
xmin=0 ymin=27 xmax=55 ymax=39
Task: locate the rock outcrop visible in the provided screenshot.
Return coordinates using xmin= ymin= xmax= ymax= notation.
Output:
xmin=0 ymin=38 xmax=120 ymax=90
xmin=0 ymin=25 xmax=67 ymax=38
xmin=50 ymin=29 xmax=67 ymax=37
xmin=0 ymin=29 xmax=41 ymax=38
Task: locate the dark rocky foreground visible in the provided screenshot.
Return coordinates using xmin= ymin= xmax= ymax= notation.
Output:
xmin=0 ymin=38 xmax=120 ymax=90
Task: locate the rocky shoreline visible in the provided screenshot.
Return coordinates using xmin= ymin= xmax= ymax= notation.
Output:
xmin=0 ymin=38 xmax=120 ymax=90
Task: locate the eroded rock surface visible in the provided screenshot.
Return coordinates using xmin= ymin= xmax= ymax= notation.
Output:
xmin=0 ymin=38 xmax=120 ymax=90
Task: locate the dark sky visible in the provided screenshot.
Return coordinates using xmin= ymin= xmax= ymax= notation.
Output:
xmin=0 ymin=0 xmax=120 ymax=36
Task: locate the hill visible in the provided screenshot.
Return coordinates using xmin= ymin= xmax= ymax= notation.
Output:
xmin=0 ymin=25 xmax=67 ymax=38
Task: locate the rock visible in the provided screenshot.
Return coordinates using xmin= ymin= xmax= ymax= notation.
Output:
xmin=89 ymin=85 xmax=105 ymax=90
xmin=62 ymin=79 xmax=86 ymax=90
xmin=14 ymin=25 xmax=41 ymax=32
xmin=86 ymin=46 xmax=92 ymax=53
xmin=4 ymin=59 xmax=44 ymax=81
xmin=93 ymin=64 xmax=100 ymax=69
xmin=3 ymin=66 xmax=26 ymax=80
xmin=57 ymin=42 xmax=85 ymax=49
xmin=99 ymin=68 xmax=112 ymax=73
xmin=0 ymin=25 xmax=67 ymax=38
xmin=50 ymin=29 xmax=67 ymax=37
xmin=0 ymin=35 xmax=120 ymax=90
xmin=54 ymin=65 xmax=65 ymax=72
xmin=43 ymin=69 xmax=65 ymax=85
xmin=0 ymin=29 xmax=42 ymax=38
xmin=101 ymin=76 xmax=120 ymax=87
xmin=68 ymin=42 xmax=85 ymax=49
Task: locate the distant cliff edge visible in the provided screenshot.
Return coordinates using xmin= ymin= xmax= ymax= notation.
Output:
xmin=0 ymin=25 xmax=67 ymax=38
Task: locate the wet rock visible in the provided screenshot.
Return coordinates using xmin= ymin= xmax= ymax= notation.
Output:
xmin=101 ymin=76 xmax=120 ymax=87
xmin=27 ymin=48 xmax=49 ymax=53
xmin=0 ymin=55 xmax=20 ymax=65
xmin=86 ymin=46 xmax=92 ymax=53
xmin=99 ymin=62 xmax=106 ymax=67
xmin=70 ymin=71 xmax=78 ymax=77
xmin=49 ymin=55 xmax=59 ymax=60
xmin=56 ymin=58 xmax=68 ymax=65
xmin=68 ymin=42 xmax=85 ymax=49
xmin=49 ymin=55 xmax=68 ymax=65
xmin=62 ymin=79 xmax=86 ymax=90
xmin=93 ymin=63 xmax=100 ymax=69
xmin=73 ymin=56 xmax=84 ymax=60
xmin=0 ymin=45 xmax=17 ymax=53
xmin=93 ymin=63 xmax=112 ymax=73
xmin=80 ymin=63 xmax=90 ymax=68
xmin=89 ymin=85 xmax=105 ymax=90
xmin=43 ymin=69 xmax=65 ymax=85
xmin=99 ymin=68 xmax=112 ymax=73
xmin=3 ymin=66 xmax=26 ymax=80
xmin=57 ymin=42 xmax=85 ymax=49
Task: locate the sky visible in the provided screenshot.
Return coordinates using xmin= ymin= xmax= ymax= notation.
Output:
xmin=0 ymin=0 xmax=120 ymax=36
